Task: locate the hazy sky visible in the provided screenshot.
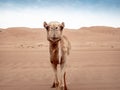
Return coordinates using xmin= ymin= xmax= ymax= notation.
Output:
xmin=0 ymin=0 xmax=120 ymax=29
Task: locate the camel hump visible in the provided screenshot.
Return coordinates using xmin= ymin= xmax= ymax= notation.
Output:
xmin=61 ymin=35 xmax=71 ymax=55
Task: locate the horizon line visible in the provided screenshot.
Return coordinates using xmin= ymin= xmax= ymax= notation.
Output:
xmin=0 ymin=25 xmax=120 ymax=30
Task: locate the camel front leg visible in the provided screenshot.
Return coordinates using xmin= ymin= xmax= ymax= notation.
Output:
xmin=51 ymin=63 xmax=59 ymax=88
xmin=60 ymin=54 xmax=67 ymax=90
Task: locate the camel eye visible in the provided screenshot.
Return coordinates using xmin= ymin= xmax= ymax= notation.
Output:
xmin=56 ymin=27 xmax=58 ymax=29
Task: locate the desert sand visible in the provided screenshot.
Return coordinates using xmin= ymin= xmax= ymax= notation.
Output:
xmin=0 ymin=26 xmax=120 ymax=90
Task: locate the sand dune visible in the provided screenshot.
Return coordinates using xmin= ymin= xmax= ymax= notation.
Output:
xmin=0 ymin=26 xmax=120 ymax=50
xmin=0 ymin=26 xmax=120 ymax=90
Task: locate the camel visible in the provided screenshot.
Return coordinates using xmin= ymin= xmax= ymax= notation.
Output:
xmin=43 ymin=21 xmax=71 ymax=90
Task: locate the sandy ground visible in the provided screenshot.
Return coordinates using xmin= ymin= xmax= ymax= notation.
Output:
xmin=0 ymin=27 xmax=120 ymax=90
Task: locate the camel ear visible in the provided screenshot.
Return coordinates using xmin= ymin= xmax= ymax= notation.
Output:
xmin=43 ymin=21 xmax=49 ymax=30
xmin=61 ymin=22 xmax=65 ymax=30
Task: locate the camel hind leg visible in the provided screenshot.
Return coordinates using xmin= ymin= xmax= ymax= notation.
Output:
xmin=63 ymin=72 xmax=67 ymax=90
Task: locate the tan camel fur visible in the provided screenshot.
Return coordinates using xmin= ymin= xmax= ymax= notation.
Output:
xmin=43 ymin=21 xmax=71 ymax=90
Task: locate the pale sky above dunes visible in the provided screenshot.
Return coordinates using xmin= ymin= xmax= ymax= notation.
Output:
xmin=0 ymin=0 xmax=120 ymax=29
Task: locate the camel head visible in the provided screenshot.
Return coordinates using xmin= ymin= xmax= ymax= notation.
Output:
xmin=43 ymin=21 xmax=64 ymax=42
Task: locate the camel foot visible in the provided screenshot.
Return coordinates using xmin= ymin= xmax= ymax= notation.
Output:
xmin=59 ymin=86 xmax=67 ymax=90
xmin=51 ymin=82 xmax=59 ymax=88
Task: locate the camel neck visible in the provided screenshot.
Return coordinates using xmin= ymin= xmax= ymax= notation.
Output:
xmin=49 ymin=41 xmax=61 ymax=64
xmin=50 ymin=41 xmax=59 ymax=51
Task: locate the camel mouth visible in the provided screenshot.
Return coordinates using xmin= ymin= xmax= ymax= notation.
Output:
xmin=48 ymin=37 xmax=61 ymax=42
